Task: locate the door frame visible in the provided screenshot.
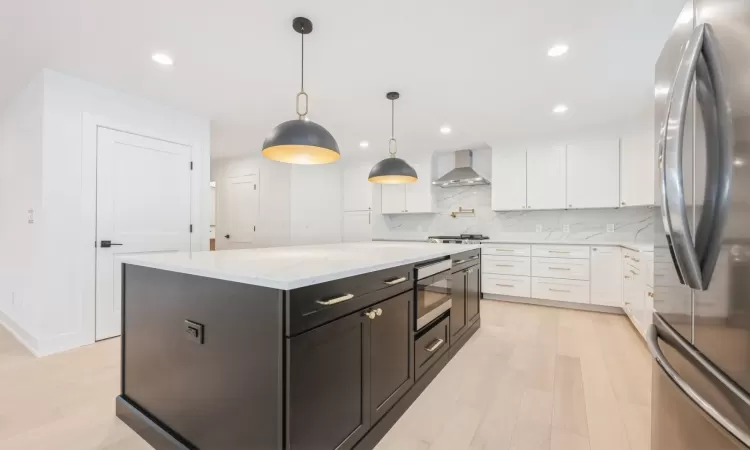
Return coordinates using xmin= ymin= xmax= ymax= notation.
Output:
xmin=81 ymin=113 xmax=204 ymax=343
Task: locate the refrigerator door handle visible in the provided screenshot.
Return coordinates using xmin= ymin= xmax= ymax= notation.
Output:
xmin=693 ymin=23 xmax=734 ymax=290
xmin=647 ymin=316 xmax=750 ymax=447
xmin=659 ymin=24 xmax=708 ymax=290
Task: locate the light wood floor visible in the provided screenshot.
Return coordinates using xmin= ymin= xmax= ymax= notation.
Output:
xmin=0 ymin=300 xmax=652 ymax=450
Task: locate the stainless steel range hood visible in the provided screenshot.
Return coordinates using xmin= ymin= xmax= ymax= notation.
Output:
xmin=432 ymin=150 xmax=490 ymax=187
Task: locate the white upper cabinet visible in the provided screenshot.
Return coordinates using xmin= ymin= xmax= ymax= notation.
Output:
xmin=342 ymin=164 xmax=373 ymax=211
xmin=381 ymin=185 xmax=406 ymax=214
xmin=526 ymin=146 xmax=566 ymax=210
xmin=380 ymin=161 xmax=434 ymax=214
xmin=491 ymin=149 xmax=527 ymax=211
xmin=620 ymin=118 xmax=656 ymax=207
xmin=566 ymin=139 xmax=620 ymax=209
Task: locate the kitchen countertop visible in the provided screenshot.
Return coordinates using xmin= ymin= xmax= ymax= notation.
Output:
xmin=374 ymin=238 xmax=653 ymax=252
xmin=122 ymin=242 xmax=478 ymax=290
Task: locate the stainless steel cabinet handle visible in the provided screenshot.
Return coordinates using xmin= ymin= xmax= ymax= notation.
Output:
xmin=453 ymin=259 xmax=465 ymax=265
xmin=548 ymin=250 xmax=571 ymax=254
xmin=549 ymin=267 xmax=571 ymax=271
xmin=384 ymin=276 xmax=407 ymax=285
xmin=425 ymin=338 xmax=445 ymax=353
xmin=496 ymin=283 xmax=515 ymax=288
xmin=549 ymin=288 xmax=571 ymax=293
xmin=494 ymin=249 xmax=515 ymax=252
xmin=365 ymin=310 xmax=376 ymax=320
xmin=375 ymin=308 xmax=383 ymax=316
xmin=632 ymin=258 xmax=640 ymax=263
xmin=647 ymin=318 xmax=750 ymax=447
xmin=495 ymin=264 xmax=514 ymax=267
xmin=316 ymin=293 xmax=355 ymax=306
xmin=630 ymin=269 xmax=637 ymax=275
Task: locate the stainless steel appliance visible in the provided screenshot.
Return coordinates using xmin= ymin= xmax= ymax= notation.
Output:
xmin=427 ymin=234 xmax=489 ymax=244
xmin=432 ymin=150 xmax=491 ymax=187
xmin=650 ymin=1 xmax=750 ymax=448
xmin=415 ymin=259 xmax=452 ymax=330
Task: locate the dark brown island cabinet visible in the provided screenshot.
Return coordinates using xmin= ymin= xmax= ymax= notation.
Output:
xmin=115 ymin=245 xmax=481 ymax=450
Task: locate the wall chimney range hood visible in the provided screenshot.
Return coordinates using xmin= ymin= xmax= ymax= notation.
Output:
xmin=433 ymin=150 xmax=490 ymax=188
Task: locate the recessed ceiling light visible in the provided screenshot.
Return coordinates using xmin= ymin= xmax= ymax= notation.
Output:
xmin=151 ymin=53 xmax=174 ymax=65
xmin=440 ymin=125 xmax=452 ymax=135
xmin=547 ymin=44 xmax=569 ymax=57
xmin=553 ymin=104 xmax=568 ymax=113
xmin=359 ymin=141 xmax=369 ymax=149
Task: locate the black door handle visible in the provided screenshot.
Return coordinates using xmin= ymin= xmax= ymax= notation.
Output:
xmin=100 ymin=240 xmax=123 ymax=248
xmin=224 ymin=234 xmax=230 ymax=239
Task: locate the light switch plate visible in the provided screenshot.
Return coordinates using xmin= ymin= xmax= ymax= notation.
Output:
xmin=562 ymin=224 xmax=570 ymax=233
xmin=535 ymin=224 xmax=543 ymax=233
xmin=607 ymin=223 xmax=615 ymax=232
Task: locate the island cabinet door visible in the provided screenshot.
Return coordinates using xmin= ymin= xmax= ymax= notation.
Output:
xmin=466 ymin=266 xmax=480 ymax=324
xmin=369 ymin=290 xmax=414 ymax=424
xmin=287 ymin=310 xmax=370 ymax=450
xmin=450 ymin=269 xmax=467 ymax=339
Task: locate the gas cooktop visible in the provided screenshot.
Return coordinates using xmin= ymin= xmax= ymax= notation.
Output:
xmin=427 ymin=234 xmax=489 ymax=244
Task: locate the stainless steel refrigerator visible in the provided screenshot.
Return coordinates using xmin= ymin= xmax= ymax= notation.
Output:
xmin=650 ymin=0 xmax=750 ymax=448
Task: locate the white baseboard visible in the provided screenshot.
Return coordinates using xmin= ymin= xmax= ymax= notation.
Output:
xmin=0 ymin=308 xmax=41 ymax=357
xmin=482 ymin=293 xmax=625 ymax=315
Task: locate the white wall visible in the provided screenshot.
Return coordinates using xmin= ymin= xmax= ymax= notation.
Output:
xmin=0 ymin=70 xmax=211 ymax=356
xmin=0 ymin=73 xmax=44 ymax=349
xmin=290 ymin=164 xmax=343 ymax=245
xmin=212 ymin=156 xmax=292 ymax=250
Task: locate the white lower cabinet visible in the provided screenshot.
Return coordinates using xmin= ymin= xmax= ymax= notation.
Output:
xmin=590 ymin=246 xmax=623 ymax=307
xmin=482 ymin=273 xmax=531 ymax=298
xmin=482 ymin=255 xmax=530 ymax=276
xmin=531 ymin=277 xmax=590 ymax=304
xmin=532 ymin=257 xmax=590 ymax=281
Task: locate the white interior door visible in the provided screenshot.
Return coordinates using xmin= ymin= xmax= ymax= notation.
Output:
xmin=226 ymin=174 xmax=259 ymax=244
xmin=96 ymin=128 xmax=192 ymax=340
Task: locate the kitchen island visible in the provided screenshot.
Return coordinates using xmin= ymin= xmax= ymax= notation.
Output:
xmin=116 ymin=242 xmax=481 ymax=450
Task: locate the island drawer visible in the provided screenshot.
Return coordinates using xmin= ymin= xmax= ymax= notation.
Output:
xmin=415 ymin=315 xmax=450 ymax=380
xmin=286 ymin=263 xmax=414 ymax=336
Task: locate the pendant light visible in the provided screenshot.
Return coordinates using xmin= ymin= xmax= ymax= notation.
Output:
xmin=262 ymin=17 xmax=340 ymax=164
xmin=368 ymin=92 xmax=418 ymax=184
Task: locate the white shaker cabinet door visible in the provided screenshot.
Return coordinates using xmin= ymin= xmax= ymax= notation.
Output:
xmin=526 ymin=146 xmax=566 ymax=210
xmin=342 ymin=211 xmax=372 ymax=242
xmin=566 ymin=139 xmax=620 ymax=209
xmin=404 ymin=163 xmax=433 ymax=213
xmin=491 ymin=148 xmax=527 ymax=211
xmin=342 ymin=164 xmax=373 ymax=211
xmin=381 ymin=185 xmax=406 ymax=214
xmin=590 ymin=246 xmax=623 ymax=307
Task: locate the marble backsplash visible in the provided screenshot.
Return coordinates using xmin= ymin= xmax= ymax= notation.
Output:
xmin=373 ymin=185 xmax=654 ymax=243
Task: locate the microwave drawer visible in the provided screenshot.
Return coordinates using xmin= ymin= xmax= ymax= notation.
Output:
xmin=415 ymin=316 xmax=450 ymax=380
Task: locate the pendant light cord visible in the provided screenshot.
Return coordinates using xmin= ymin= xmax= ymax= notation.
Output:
xmin=296 ymin=31 xmax=308 ymax=119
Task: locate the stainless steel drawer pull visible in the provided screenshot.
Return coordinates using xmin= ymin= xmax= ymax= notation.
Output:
xmin=316 ymin=293 xmax=355 ymax=306
xmin=495 ymin=264 xmax=514 ymax=267
xmin=630 ymin=269 xmax=637 ymax=275
xmin=453 ymin=259 xmax=465 ymax=264
xmin=632 ymin=258 xmax=640 ymax=262
xmin=549 ymin=288 xmax=571 ymax=293
xmin=494 ymin=249 xmax=515 ymax=252
xmin=548 ymin=250 xmax=571 ymax=254
xmin=425 ymin=338 xmax=445 ymax=353
xmin=549 ymin=267 xmax=571 ymax=271
xmin=496 ymin=283 xmax=515 ymax=288
xmin=384 ymin=276 xmax=407 ymax=285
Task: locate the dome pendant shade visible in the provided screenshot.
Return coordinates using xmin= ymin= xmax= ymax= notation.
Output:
xmin=262 ymin=119 xmax=340 ymax=164
xmin=368 ymin=157 xmax=418 ymax=184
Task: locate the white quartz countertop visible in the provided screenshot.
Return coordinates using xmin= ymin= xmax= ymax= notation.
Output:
xmin=121 ymin=242 xmax=478 ymax=290
xmin=373 ymin=238 xmax=653 ymax=252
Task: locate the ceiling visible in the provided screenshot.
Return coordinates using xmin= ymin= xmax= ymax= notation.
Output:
xmin=1 ymin=0 xmax=684 ymax=159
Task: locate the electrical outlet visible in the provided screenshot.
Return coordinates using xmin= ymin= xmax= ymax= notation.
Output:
xmin=27 ymin=209 xmax=34 ymax=224
xmin=535 ymin=224 xmax=543 ymax=233
xmin=562 ymin=224 xmax=570 ymax=233
xmin=607 ymin=223 xmax=615 ymax=232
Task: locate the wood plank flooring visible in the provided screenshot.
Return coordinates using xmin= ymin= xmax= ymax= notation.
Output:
xmin=0 ymin=300 xmax=652 ymax=450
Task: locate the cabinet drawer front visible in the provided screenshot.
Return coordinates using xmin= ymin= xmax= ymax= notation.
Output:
xmin=415 ymin=316 xmax=450 ymax=380
xmin=532 ymin=257 xmax=590 ymax=280
xmin=481 ymin=255 xmax=530 ymax=276
xmin=531 ymin=277 xmax=590 ymax=304
xmin=532 ymin=245 xmax=590 ymax=259
xmin=482 ymin=274 xmax=531 ymax=298
xmin=482 ymin=244 xmax=531 ymax=257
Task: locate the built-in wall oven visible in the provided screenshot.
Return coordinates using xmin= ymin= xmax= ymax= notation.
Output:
xmin=415 ymin=259 xmax=452 ymax=331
